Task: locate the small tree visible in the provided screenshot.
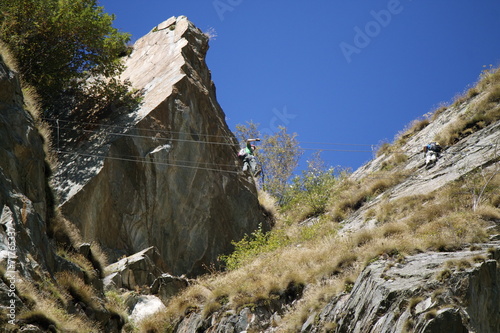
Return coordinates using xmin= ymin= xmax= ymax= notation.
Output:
xmin=235 ymin=122 xmax=302 ymax=200
xmin=260 ymin=126 xmax=302 ymax=199
xmin=0 ymin=0 xmax=137 ymax=117
xmin=235 ymin=121 xmax=260 ymax=146
xmin=283 ymin=151 xmax=339 ymax=217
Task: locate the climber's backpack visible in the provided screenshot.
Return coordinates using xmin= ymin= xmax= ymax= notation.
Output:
xmin=238 ymin=148 xmax=247 ymax=160
xmin=427 ymin=142 xmax=441 ymax=153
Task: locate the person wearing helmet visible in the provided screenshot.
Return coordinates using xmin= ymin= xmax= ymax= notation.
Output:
xmin=241 ymin=138 xmax=261 ymax=176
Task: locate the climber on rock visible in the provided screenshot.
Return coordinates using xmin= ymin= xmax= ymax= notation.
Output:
xmin=238 ymin=138 xmax=261 ymax=177
xmin=422 ymin=141 xmax=442 ymax=168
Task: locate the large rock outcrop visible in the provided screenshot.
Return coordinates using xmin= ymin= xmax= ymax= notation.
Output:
xmin=54 ymin=16 xmax=269 ymax=277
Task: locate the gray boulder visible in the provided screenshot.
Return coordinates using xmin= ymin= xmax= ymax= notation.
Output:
xmin=150 ymin=273 xmax=190 ymax=304
xmin=104 ymin=246 xmax=168 ymax=290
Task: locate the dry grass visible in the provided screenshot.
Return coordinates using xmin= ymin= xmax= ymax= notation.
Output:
xmin=376 ymin=142 xmax=392 ymax=157
xmin=380 ymin=153 xmax=408 ymax=171
xmin=47 ymin=211 xmax=82 ymax=244
xmin=57 ymin=248 xmax=98 ymax=280
xmin=475 ymin=205 xmax=500 ymax=221
xmin=55 ymin=272 xmax=102 ymax=311
xmin=89 ymin=242 xmax=109 ymax=277
xmin=396 ymin=118 xmax=431 ymax=145
xmin=435 ymin=68 xmax=500 ymax=146
xmin=258 ymin=189 xmax=278 ymax=219
xmin=17 ymin=310 xmax=59 ymax=332
xmin=477 ymin=67 xmax=500 ymax=91
xmin=380 ymin=221 xmax=409 ymax=238
xmin=408 ymin=296 xmax=424 ymax=314
xmin=330 ymin=172 xmax=408 ymax=221
xmin=0 ymin=41 xmax=19 ymax=72
xmin=17 ymin=278 xmax=98 ymax=332
xmin=139 ymin=169 xmax=496 ymax=331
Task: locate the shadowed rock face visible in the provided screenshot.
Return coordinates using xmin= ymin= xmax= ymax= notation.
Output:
xmin=0 ymin=57 xmax=57 ymax=279
xmin=54 ymin=16 xmax=270 ymax=277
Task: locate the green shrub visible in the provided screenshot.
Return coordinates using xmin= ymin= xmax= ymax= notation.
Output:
xmin=219 ymin=226 xmax=291 ymax=270
xmin=283 ymin=165 xmax=340 ymax=220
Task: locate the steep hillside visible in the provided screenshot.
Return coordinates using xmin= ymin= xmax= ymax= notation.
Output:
xmin=137 ymin=68 xmax=499 ymax=332
xmin=0 ymin=49 xmax=56 ymax=280
xmin=341 ymin=79 xmax=500 ymax=235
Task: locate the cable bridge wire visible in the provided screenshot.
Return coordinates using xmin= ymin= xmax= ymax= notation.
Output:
xmin=46 ymin=120 xmax=376 ymax=151
xmin=44 ymin=118 xmax=498 ymax=176
xmin=48 ymin=119 xmax=243 ymax=174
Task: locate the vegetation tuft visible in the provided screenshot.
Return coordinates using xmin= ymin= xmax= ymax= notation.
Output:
xmin=435 ymin=67 xmax=500 ymax=146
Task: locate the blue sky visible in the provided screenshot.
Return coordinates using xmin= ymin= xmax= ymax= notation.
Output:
xmin=99 ymin=0 xmax=500 ymax=172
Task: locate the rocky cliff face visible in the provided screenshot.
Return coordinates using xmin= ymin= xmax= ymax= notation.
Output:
xmin=54 ymin=16 xmax=270 ymax=277
xmin=0 ymin=56 xmax=56 ymax=279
